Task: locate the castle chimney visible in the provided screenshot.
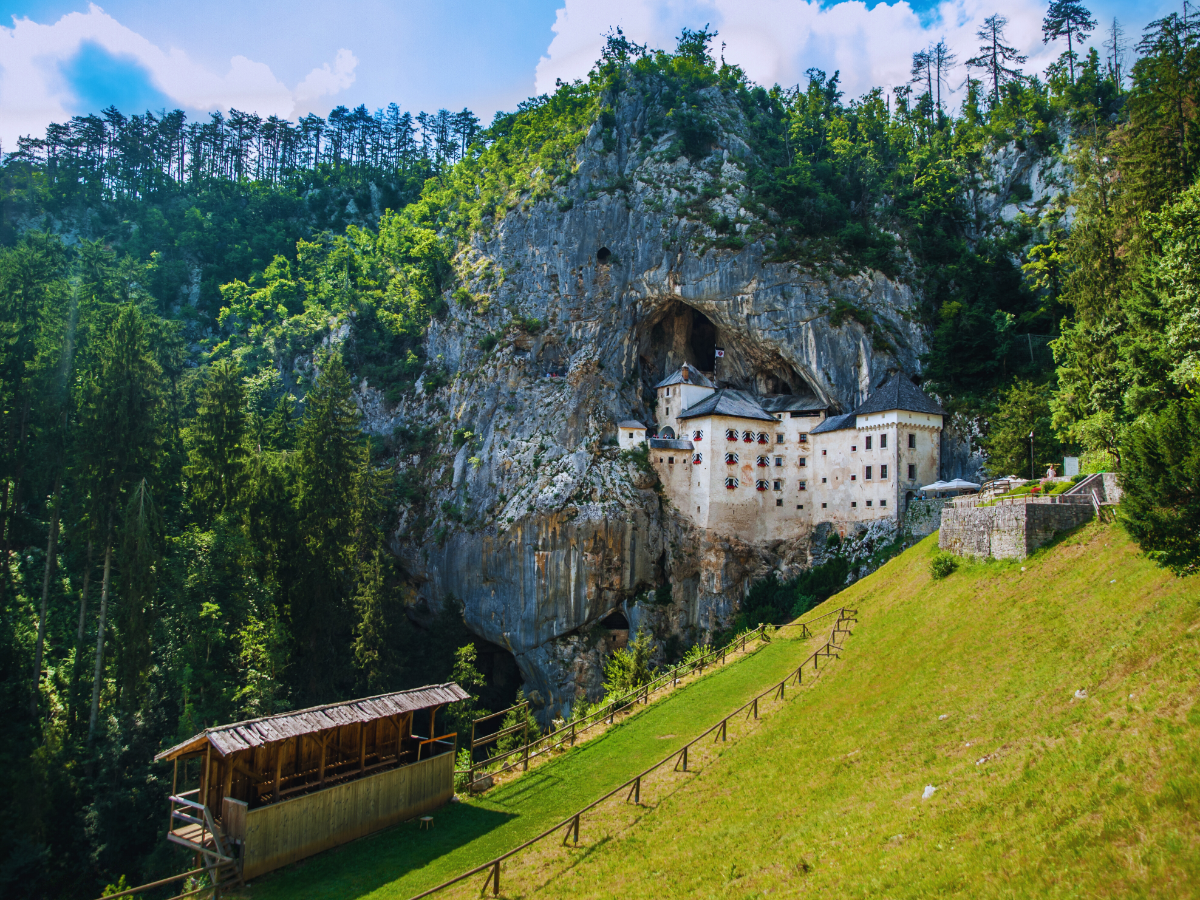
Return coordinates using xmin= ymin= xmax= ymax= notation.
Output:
xmin=681 ymin=363 xmax=690 ymax=383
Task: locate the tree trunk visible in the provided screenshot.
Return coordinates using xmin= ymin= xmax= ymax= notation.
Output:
xmin=30 ymin=476 xmax=62 ymax=718
xmin=88 ymin=519 xmax=115 ymax=743
xmin=68 ymin=538 xmax=94 ymax=731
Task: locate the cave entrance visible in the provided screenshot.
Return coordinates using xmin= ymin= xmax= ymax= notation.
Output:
xmin=600 ymin=609 xmax=629 ymax=629
xmin=639 ymin=301 xmax=720 ymax=387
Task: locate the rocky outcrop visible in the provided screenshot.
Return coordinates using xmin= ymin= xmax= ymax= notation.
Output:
xmin=369 ymin=85 xmax=948 ymax=721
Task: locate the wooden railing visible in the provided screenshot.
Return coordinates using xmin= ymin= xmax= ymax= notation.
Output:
xmin=416 ymin=608 xmax=856 ymax=899
xmin=460 ymin=624 xmax=771 ymax=785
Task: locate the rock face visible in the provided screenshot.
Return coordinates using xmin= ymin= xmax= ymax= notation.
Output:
xmin=367 ymin=86 xmax=1031 ymax=721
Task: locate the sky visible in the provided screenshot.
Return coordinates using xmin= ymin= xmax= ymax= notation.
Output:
xmin=0 ymin=0 xmax=1174 ymax=149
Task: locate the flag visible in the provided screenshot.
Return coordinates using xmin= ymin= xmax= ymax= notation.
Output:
xmin=714 ymin=347 xmax=725 ymax=358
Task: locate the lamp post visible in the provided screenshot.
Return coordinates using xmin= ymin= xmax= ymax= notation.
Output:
xmin=1029 ymin=430 xmax=1035 ymax=481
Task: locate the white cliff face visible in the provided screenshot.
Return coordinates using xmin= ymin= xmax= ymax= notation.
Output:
xmin=369 ymin=86 xmax=943 ymax=720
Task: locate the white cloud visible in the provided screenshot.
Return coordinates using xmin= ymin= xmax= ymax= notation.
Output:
xmin=535 ymin=0 xmax=1071 ymax=104
xmin=0 ymin=4 xmax=357 ymax=146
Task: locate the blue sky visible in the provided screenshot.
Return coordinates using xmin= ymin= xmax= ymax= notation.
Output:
xmin=0 ymin=0 xmax=1171 ymax=147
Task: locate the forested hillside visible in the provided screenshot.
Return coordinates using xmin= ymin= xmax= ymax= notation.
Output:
xmin=0 ymin=7 xmax=1197 ymax=896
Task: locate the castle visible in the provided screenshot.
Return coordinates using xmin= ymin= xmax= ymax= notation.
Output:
xmin=617 ymin=365 xmax=944 ymax=541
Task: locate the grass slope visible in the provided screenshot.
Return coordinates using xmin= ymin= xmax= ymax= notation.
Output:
xmin=247 ymin=625 xmax=833 ymax=899
xmin=490 ymin=522 xmax=1200 ymax=899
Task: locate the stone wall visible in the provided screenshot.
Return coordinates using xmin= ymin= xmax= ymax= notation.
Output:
xmin=903 ymin=498 xmax=949 ymax=538
xmin=938 ymin=500 xmax=1094 ymax=560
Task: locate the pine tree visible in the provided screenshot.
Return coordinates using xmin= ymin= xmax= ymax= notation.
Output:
xmin=185 ymin=359 xmax=249 ymax=522
xmin=967 ymin=15 xmax=1028 ymax=105
xmin=1043 ymin=0 xmax=1098 ymax=83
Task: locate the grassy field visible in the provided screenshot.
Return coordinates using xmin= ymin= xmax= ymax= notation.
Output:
xmin=484 ymin=521 xmax=1200 ymax=899
xmin=244 ymin=616 xmax=835 ymax=900
xmin=248 ymin=519 xmax=1199 ymax=899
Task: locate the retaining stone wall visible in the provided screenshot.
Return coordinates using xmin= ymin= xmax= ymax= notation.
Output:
xmin=938 ymin=501 xmax=1094 ymax=560
xmin=903 ymin=499 xmax=949 ymax=539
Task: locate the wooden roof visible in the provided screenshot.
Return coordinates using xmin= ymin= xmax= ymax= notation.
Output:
xmin=155 ymin=682 xmax=470 ymax=761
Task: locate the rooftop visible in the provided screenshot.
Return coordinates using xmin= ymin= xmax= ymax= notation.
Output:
xmin=617 ymin=420 xmax=647 ymax=429
xmin=852 ymin=373 xmax=945 ymax=417
xmin=758 ymin=394 xmax=826 ymax=414
xmin=649 ymin=438 xmax=695 ymax=450
xmin=811 ymin=412 xmax=857 ymax=434
xmin=654 ymin=366 xmax=716 ymax=390
xmin=677 ymin=389 xmax=779 ymax=423
xmin=154 ymin=683 xmax=469 ymax=761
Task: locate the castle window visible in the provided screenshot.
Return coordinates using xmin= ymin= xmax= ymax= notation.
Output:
xmin=881 ymin=499 xmax=887 ymax=507
xmin=692 ymin=430 xmax=703 ymax=441
xmin=851 ymin=501 xmax=857 ymax=508
xmin=726 ymin=428 xmax=738 ymax=441
xmin=881 ymin=434 xmax=888 ymax=449
xmin=797 ymin=504 xmax=804 ymax=509
xmin=821 ymin=502 xmax=827 ymax=508
xmin=799 ymin=457 xmax=807 ymax=467
xmin=725 ymin=452 xmax=738 ymax=464
xmin=668 ymin=456 xmax=675 ymax=464
xmin=756 ymin=456 xmax=769 ymax=467
xmin=798 ymin=481 xmax=807 ymax=491
xmin=627 ymin=433 xmax=633 ymax=439
xmin=776 ymin=433 xmax=784 ymax=444
xmin=851 ymin=445 xmax=857 ymax=452
xmin=880 ymin=465 xmax=888 ymax=479
xmin=725 ymin=476 xmax=738 ymax=490
xmin=773 ymin=480 xmax=781 ymax=491
xmin=774 ymin=456 xmax=783 ymax=467
xmin=865 ymin=466 xmax=873 ymax=480
xmin=821 ymin=449 xmax=827 ymax=456
xmin=755 ymin=480 xmax=769 ymax=491
xmin=865 ymin=436 xmax=873 ymax=450
xmin=776 ymin=498 xmax=783 ymax=507
xmin=908 ymin=464 xmax=916 ymax=479
xmin=851 ymin=474 xmax=857 ymax=481
xmin=742 ymin=430 xmax=753 ymax=442
xmin=757 ymin=432 xmax=769 ymax=444
xmin=908 ymin=433 xmax=916 ymax=449
xmin=798 ymin=434 xmax=808 ymax=443
xmin=693 ymin=453 xmax=703 ymax=464
xmin=821 ymin=477 xmax=827 ymax=483
xmin=866 ymin=500 xmax=873 ymax=507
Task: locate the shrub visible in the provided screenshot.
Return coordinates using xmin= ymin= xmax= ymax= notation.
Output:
xmin=930 ymin=551 xmax=959 ymax=580
xmin=603 ymin=628 xmax=657 ymax=697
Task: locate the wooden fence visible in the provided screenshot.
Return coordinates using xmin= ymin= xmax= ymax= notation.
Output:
xmin=461 ymin=622 xmax=786 ymax=786
xmin=412 ymin=607 xmax=857 ymax=899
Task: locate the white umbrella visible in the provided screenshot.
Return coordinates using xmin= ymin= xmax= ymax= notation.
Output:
xmin=920 ymin=481 xmax=949 ymax=491
xmin=944 ymin=478 xmax=981 ymax=491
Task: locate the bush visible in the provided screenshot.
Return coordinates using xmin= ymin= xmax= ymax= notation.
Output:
xmin=930 ymin=551 xmax=959 ymax=580
xmin=603 ymin=628 xmax=657 ymax=697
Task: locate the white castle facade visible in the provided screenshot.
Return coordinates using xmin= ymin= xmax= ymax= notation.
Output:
xmin=617 ymin=365 xmax=944 ymax=541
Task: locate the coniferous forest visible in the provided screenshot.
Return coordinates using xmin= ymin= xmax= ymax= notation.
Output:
xmin=1 ymin=5 xmax=1198 ymax=896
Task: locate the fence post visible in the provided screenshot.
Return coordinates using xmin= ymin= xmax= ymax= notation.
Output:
xmin=753 ymin=697 xmax=758 ymax=719
xmin=570 ymin=719 xmax=576 ymax=747
xmin=492 ymin=860 xmax=500 ymax=895
xmin=721 ymin=719 xmax=727 ymax=742
xmin=673 ymin=667 xmax=678 ymax=688
xmin=573 ymin=814 xmax=580 ymax=844
xmin=682 ymin=745 xmax=688 ymax=772
xmin=635 ymin=775 xmax=641 ymax=804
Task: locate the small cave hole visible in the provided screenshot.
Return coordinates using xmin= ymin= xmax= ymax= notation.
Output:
xmin=596 ymin=247 xmax=612 ymax=264
xmin=600 ymin=609 xmax=629 ymax=629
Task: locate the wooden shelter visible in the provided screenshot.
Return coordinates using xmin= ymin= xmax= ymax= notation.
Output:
xmin=155 ymin=683 xmax=468 ymax=881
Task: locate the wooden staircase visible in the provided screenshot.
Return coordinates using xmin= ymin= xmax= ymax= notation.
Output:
xmin=167 ymin=792 xmax=244 ymax=897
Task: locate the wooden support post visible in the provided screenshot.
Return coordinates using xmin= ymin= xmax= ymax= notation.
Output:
xmin=429 ymin=706 xmax=437 ymax=741
xmin=721 ymin=719 xmax=727 ymax=742
xmin=570 ymin=719 xmax=576 ymax=747
xmin=359 ymin=723 xmax=367 ymax=773
xmin=319 ymin=733 xmax=327 ymax=786
xmin=573 ymin=814 xmax=580 ymax=844
xmin=221 ymin=755 xmax=233 ymax=804
xmin=682 ymin=744 xmax=688 ymax=771
xmin=753 ymin=697 xmax=758 ymax=719
xmin=634 ymin=775 xmax=641 ymax=804
xmin=202 ymin=744 xmax=211 ymax=811
xmin=492 ymin=860 xmax=500 ymax=896
xmin=273 ymin=743 xmax=282 ymax=802
xmin=169 ymin=759 xmax=178 ymax=833
xmin=522 ymin=717 xmax=529 ymax=771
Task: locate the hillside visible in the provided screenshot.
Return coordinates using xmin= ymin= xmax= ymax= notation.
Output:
xmin=245 ymin=519 xmax=1198 ymax=899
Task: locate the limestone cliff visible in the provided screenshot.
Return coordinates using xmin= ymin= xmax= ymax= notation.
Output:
xmin=358 ymin=84 xmax=1050 ymax=720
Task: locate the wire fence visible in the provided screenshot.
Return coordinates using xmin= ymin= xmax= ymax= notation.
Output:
xmin=413 ymin=606 xmax=857 ymax=899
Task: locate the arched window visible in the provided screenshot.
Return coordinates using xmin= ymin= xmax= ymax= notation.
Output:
xmin=660 ymin=426 xmax=676 ymax=439
xmin=724 ymin=452 xmax=738 ymax=465
xmin=693 ymin=453 xmax=703 ymax=464
xmin=757 ymin=432 xmax=769 ymax=444
xmin=742 ymin=430 xmax=753 ymax=442
xmin=725 ymin=428 xmax=738 ymax=441
xmin=756 ymin=455 xmax=769 ymax=467
xmin=692 ymin=429 xmax=703 ymax=441
xmin=725 ymin=476 xmax=738 ymax=489
xmin=755 ymin=480 xmax=769 ymax=491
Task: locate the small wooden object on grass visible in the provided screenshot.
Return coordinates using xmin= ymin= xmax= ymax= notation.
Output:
xmin=419 ymin=816 xmax=434 ymax=831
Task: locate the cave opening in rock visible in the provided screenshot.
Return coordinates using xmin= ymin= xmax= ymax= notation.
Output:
xmin=600 ymin=609 xmax=629 ymax=629
xmin=597 ymin=247 xmax=612 ymax=263
xmin=472 ymin=640 xmax=522 ymax=713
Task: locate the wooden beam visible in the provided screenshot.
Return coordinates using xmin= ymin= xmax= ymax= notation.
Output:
xmin=319 ymin=732 xmax=327 ymax=786
xmin=201 ymin=743 xmax=211 ymax=812
xmin=221 ymin=753 xmax=233 ymax=802
xmin=273 ymin=742 xmax=283 ymax=802
xmin=358 ymin=722 xmax=366 ymax=773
